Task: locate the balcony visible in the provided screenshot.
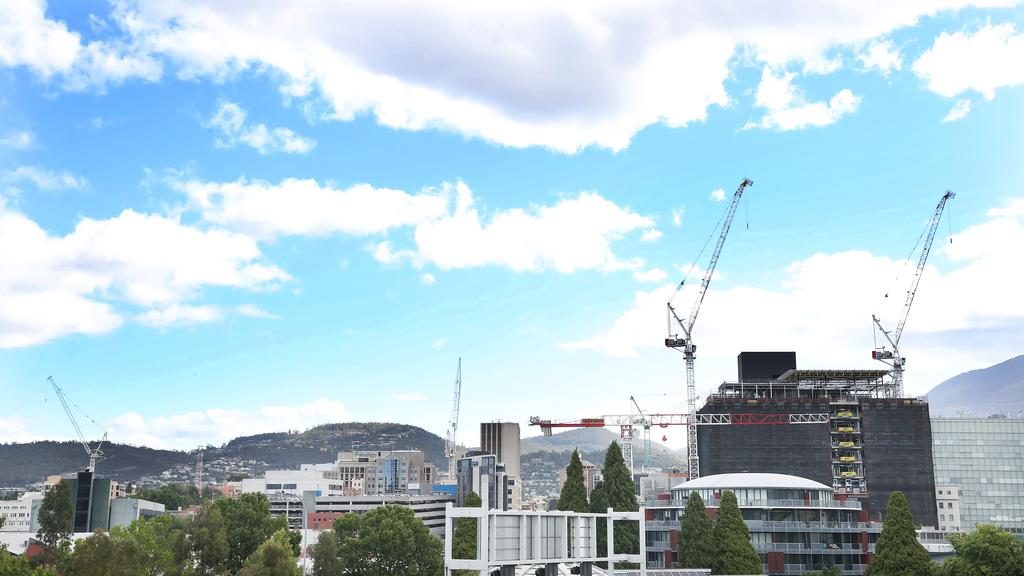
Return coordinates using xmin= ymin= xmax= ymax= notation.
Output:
xmin=745 ymin=520 xmax=878 ymax=533
xmin=647 ymin=498 xmax=863 ymax=510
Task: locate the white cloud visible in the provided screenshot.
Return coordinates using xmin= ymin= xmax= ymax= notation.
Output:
xmin=0 ymin=0 xmax=161 ymax=90
xmin=0 ymin=416 xmax=38 ymax=443
xmin=634 ymin=268 xmax=668 ymax=283
xmin=709 ymin=188 xmax=726 ymax=202
xmin=671 ymin=208 xmax=685 ymax=228
xmin=5 ymin=1 xmax=1012 ymax=151
xmin=177 ymin=177 xmax=449 ymax=240
xmin=913 ymin=22 xmax=1024 ymax=100
xmin=106 ymin=398 xmax=350 ymax=449
xmin=432 ymin=337 xmax=447 ymax=349
xmin=205 ymin=100 xmax=316 ymax=155
xmin=857 ymin=39 xmax=902 ymax=76
xmin=5 ymin=166 xmax=87 ymax=190
xmin=236 ymin=304 xmax=278 ymax=319
xmin=942 ymin=99 xmax=972 ymax=122
xmin=562 ymin=197 xmax=1024 ymax=396
xmin=745 ymin=68 xmax=861 ymax=131
xmin=0 ymin=130 xmax=35 ymax=150
xmin=390 ymin=392 xmax=426 ymax=402
xmin=136 ymin=304 xmax=222 ymax=328
xmin=404 ymin=182 xmax=657 ymax=273
xmin=640 ymin=229 xmax=663 ymax=242
xmin=420 ymin=273 xmax=436 ymax=286
xmin=0 ymin=199 xmax=289 ymax=348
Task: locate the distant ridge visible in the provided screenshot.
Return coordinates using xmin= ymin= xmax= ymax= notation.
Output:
xmin=926 ymin=354 xmax=1024 ymax=417
xmin=0 ymin=422 xmax=445 ymax=488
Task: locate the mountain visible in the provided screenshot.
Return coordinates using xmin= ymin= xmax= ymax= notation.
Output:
xmin=521 ymin=427 xmax=620 ymax=453
xmin=926 ymin=354 xmax=1024 ymax=416
xmin=0 ymin=422 xmax=446 ymax=488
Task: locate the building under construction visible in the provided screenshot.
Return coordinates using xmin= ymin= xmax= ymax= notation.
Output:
xmin=698 ymin=351 xmax=938 ymax=526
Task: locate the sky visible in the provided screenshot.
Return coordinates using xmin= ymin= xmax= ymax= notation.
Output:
xmin=2 ymin=0 xmax=1024 ymax=453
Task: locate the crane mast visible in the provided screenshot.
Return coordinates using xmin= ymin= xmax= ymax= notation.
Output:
xmin=872 ymin=190 xmax=955 ymax=398
xmin=666 ymin=178 xmax=752 ymax=479
xmin=47 ymin=376 xmax=107 ymax=473
xmin=445 ymin=358 xmax=462 ymax=480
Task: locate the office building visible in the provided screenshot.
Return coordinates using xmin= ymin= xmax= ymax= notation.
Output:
xmin=931 ymin=416 xmax=1024 ymax=536
xmin=108 ymin=498 xmax=165 ymax=529
xmin=645 ymin=473 xmax=881 ymax=574
xmin=480 ymin=422 xmax=522 ymax=508
xmin=697 ymin=351 xmax=938 ymax=526
xmin=314 ymin=494 xmax=454 ymax=539
xmin=0 ymin=493 xmax=43 ymax=533
xmin=456 ymin=452 xmax=515 ymax=510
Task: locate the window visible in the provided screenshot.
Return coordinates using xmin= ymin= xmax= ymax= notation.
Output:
xmin=940 ymin=514 xmax=945 ymax=521
xmin=938 ymin=502 xmax=944 ymax=509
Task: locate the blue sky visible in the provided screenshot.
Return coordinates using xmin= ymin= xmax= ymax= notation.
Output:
xmin=2 ymin=1 xmax=1024 ymax=451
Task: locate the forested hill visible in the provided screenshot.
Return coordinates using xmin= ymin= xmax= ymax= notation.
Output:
xmin=0 ymin=422 xmax=446 ymax=488
xmin=926 ymin=354 xmax=1024 ymax=416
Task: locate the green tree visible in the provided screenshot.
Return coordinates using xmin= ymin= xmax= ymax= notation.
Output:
xmin=813 ymin=567 xmax=842 ymax=576
xmin=237 ymin=529 xmax=301 ymax=576
xmin=36 ymin=482 xmax=73 ymax=555
xmin=183 ymin=503 xmax=230 ymax=575
xmin=588 ymin=481 xmax=609 ymax=568
xmin=310 ymin=531 xmax=343 ymax=576
xmin=867 ymin=492 xmax=933 ymax=576
xmin=334 ymin=504 xmax=442 ymax=576
xmin=557 ymin=450 xmax=589 ymax=513
xmin=712 ymin=491 xmax=762 ymax=575
xmin=942 ymin=524 xmax=1024 ymax=576
xmin=0 ymin=545 xmax=58 ymax=576
xmin=212 ymin=492 xmax=288 ymax=572
xmin=137 ymin=484 xmax=199 ymax=511
xmin=677 ymin=492 xmax=714 ymax=570
xmin=452 ymin=491 xmax=481 ymax=573
xmin=601 ymin=441 xmax=638 ymax=562
xmin=68 ymin=529 xmax=145 ymax=576
xmin=114 ymin=515 xmax=186 ymax=576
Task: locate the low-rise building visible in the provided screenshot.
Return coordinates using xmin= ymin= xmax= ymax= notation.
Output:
xmin=0 ymin=493 xmax=43 ymax=533
xmin=314 ymin=494 xmax=454 ymax=539
xmin=109 ymin=498 xmax=165 ymax=529
xmin=935 ymin=485 xmax=962 ymax=533
xmin=646 ymin=473 xmax=880 ymax=575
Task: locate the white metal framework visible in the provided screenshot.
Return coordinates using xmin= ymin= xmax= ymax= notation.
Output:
xmin=872 ymin=190 xmax=955 ymax=398
xmin=666 ymin=178 xmax=752 ymax=480
xmin=446 ymin=358 xmax=462 ymax=480
xmin=47 ymin=376 xmax=107 ymax=473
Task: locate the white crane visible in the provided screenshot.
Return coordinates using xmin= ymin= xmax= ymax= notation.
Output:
xmin=666 ymin=178 xmax=752 ymax=480
xmin=872 ymin=190 xmax=955 ymax=398
xmin=47 ymin=376 xmax=107 ymax=473
xmin=445 ymin=358 xmax=462 ymax=480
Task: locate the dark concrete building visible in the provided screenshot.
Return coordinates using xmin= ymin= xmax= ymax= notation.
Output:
xmin=697 ymin=352 xmax=938 ymax=526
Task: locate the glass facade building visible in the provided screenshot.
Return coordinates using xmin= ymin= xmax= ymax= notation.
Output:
xmin=931 ymin=417 xmax=1024 ymax=537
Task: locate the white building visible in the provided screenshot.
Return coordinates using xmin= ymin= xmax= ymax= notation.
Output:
xmin=109 ymin=498 xmax=166 ymax=529
xmin=0 ymin=493 xmax=43 ymax=533
xmin=935 ymin=485 xmax=962 ymax=533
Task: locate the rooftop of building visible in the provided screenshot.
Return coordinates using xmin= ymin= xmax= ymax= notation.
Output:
xmin=672 ymin=472 xmax=833 ymax=492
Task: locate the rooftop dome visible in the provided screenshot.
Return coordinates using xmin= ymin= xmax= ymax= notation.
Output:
xmin=671 ymin=473 xmax=832 ymax=492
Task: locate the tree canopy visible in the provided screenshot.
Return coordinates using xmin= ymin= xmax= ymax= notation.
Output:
xmin=601 ymin=441 xmax=638 ymax=561
xmin=212 ymin=492 xmax=289 ymax=573
xmin=712 ymin=491 xmax=762 ymax=575
xmin=677 ymin=492 xmax=714 ymax=570
xmin=310 ymin=530 xmax=343 ymax=576
xmin=36 ymin=481 xmax=73 ymax=552
xmin=866 ymin=491 xmax=933 ymax=576
xmin=557 ymin=450 xmax=589 ymax=513
xmin=942 ymin=524 xmax=1024 ymax=576
xmin=452 ymin=491 xmax=481 ymax=576
xmin=237 ymin=529 xmax=302 ymax=576
xmin=330 ymin=504 xmax=442 ymax=576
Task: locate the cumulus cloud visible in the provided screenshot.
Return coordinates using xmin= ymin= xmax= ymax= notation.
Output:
xmin=913 ymin=22 xmax=1024 ymax=101
xmin=0 ymin=416 xmax=38 ymax=443
xmin=0 ymin=199 xmax=289 ymax=348
xmin=709 ymin=188 xmax=726 ymax=202
xmin=857 ymin=39 xmax=902 ymax=75
xmin=671 ymin=208 xmax=685 ymax=227
xmin=561 ymin=197 xmax=1024 ymax=396
xmin=136 ymin=304 xmax=223 ymax=328
xmin=5 ymin=166 xmax=87 ymax=190
xmin=942 ymin=99 xmax=972 ymax=122
xmin=5 ymin=0 xmax=1015 ymax=151
xmin=235 ymin=304 xmax=278 ymax=319
xmin=205 ymin=100 xmax=316 ymax=155
xmin=745 ymin=68 xmax=861 ymax=131
xmin=106 ymin=398 xmax=350 ymax=449
xmin=420 ymin=273 xmax=436 ymax=286
xmin=634 ymin=268 xmax=669 ymax=283
xmin=176 ymin=177 xmax=449 ymax=240
xmin=0 ymin=130 xmax=36 ymax=150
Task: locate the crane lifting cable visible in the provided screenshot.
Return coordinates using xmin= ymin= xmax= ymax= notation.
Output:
xmin=47 ymin=376 xmax=108 ymax=473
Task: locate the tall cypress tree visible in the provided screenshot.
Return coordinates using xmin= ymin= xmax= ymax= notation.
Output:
xmin=677 ymin=492 xmax=714 ymax=569
xmin=712 ymin=490 xmax=762 ymax=575
xmin=866 ymin=491 xmax=933 ymax=576
xmin=452 ymin=490 xmax=482 ymax=574
xmin=558 ymin=450 xmax=589 ymax=513
xmin=588 ymin=481 xmax=609 ymax=567
xmin=601 ymin=441 xmax=638 ymax=562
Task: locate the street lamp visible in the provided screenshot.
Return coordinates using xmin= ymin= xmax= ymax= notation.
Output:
xmin=272 ymin=491 xmax=309 ymax=573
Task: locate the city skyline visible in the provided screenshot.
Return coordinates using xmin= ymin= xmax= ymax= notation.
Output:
xmin=2 ymin=1 xmax=1024 ymax=451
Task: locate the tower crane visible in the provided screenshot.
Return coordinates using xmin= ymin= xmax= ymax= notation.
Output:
xmin=47 ymin=376 xmax=107 ymax=473
xmin=445 ymin=358 xmax=462 ymax=480
xmin=872 ymin=190 xmax=955 ymax=398
xmin=666 ymin=178 xmax=752 ymax=480
xmin=628 ymin=396 xmax=652 ymax=472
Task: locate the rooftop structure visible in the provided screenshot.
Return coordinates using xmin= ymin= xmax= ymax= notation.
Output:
xmin=646 ymin=473 xmax=880 ymax=575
